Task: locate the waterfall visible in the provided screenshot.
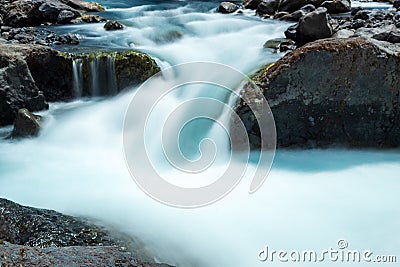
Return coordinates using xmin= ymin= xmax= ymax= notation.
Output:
xmin=72 ymin=54 xmax=118 ymax=97
xmin=72 ymin=59 xmax=83 ymax=97
xmin=2 ymin=1 xmax=399 ymax=267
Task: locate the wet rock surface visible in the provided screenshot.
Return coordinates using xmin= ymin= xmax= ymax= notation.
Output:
xmin=11 ymin=108 xmax=41 ymax=138
xmin=104 ymin=20 xmax=124 ymax=31
xmin=0 ymin=242 xmax=172 ymax=267
xmin=0 ymin=198 xmax=172 ymax=266
xmin=235 ymin=37 xmax=400 ymax=148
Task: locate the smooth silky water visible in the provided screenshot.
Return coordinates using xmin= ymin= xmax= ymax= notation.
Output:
xmin=1 ymin=1 xmax=399 ymax=266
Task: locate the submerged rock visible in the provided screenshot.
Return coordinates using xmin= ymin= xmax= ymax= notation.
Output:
xmin=234 ymin=37 xmax=400 ymax=148
xmin=104 ymin=20 xmax=124 ymax=31
xmin=11 ymin=108 xmax=41 ymax=138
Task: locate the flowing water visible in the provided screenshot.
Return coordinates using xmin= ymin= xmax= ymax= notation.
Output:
xmin=1 ymin=1 xmax=399 ymax=266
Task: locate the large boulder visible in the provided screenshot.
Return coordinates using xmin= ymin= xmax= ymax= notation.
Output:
xmin=234 ymin=37 xmax=400 ymax=148
xmin=295 ymin=7 xmax=333 ymax=44
xmin=0 ymin=242 xmax=172 ymax=267
xmin=0 ymin=198 xmax=172 ymax=266
xmin=0 ymin=44 xmax=49 ymax=126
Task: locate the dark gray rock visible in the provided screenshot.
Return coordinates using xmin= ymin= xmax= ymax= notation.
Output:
xmin=3 ymin=0 xmax=80 ymax=27
xmin=394 ymin=0 xmax=400 ymax=9
xmin=278 ymin=0 xmax=325 ymax=13
xmin=104 ymin=20 xmax=124 ymax=31
xmin=280 ymin=9 xmax=307 ymax=21
xmin=235 ymin=37 xmax=400 ymax=148
xmin=1 ymin=0 xmax=104 ymax=27
xmin=57 ymin=9 xmax=77 ymax=24
xmin=296 ymin=7 xmax=333 ymax=44
xmin=11 ymin=108 xmax=41 ymax=138
xmin=0 ymin=242 xmax=172 ymax=267
xmin=320 ymin=0 xmax=351 ymax=14
xmin=217 ymin=2 xmax=239 ymax=14
xmin=256 ymin=0 xmax=279 ymax=15
xmin=0 ymin=198 xmax=173 ymax=266
xmin=243 ymin=0 xmax=262 ymax=9
xmin=353 ymin=9 xmax=370 ymax=20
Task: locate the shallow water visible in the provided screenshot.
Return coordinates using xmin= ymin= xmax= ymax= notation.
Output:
xmin=1 ymin=1 xmax=399 ymax=266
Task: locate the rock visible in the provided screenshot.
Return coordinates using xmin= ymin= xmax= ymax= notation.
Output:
xmin=57 ymin=9 xmax=77 ymax=24
xmin=0 ymin=44 xmax=47 ymax=126
xmin=353 ymin=9 xmax=370 ymax=20
xmin=217 ymin=2 xmax=239 ymax=14
xmin=0 ymin=242 xmax=172 ymax=267
xmin=60 ymin=0 xmax=105 ymax=12
xmin=74 ymin=14 xmax=106 ymax=23
xmin=296 ymin=7 xmax=333 ymax=44
xmin=280 ymin=9 xmax=307 ymax=21
xmin=321 ymin=0 xmax=351 ymax=14
xmin=24 ymin=91 xmax=49 ymax=111
xmin=12 ymin=108 xmax=41 ymax=138
xmin=243 ymin=0 xmax=262 ymax=9
xmin=278 ymin=0 xmax=325 ymax=13
xmin=104 ymin=20 xmax=124 ymax=31
xmin=256 ymin=0 xmax=279 ymax=15
xmin=235 ymin=37 xmax=400 ymax=148
xmin=263 ymin=38 xmax=296 ymax=52
xmin=388 ymin=30 xmax=400 ymax=42
xmin=1 ymin=0 xmax=105 ymax=27
xmin=284 ymin=23 xmax=298 ymax=40
xmin=0 ymin=198 xmax=172 ymax=266
xmin=332 ymin=28 xmax=355 ymax=38
xmin=394 ymin=0 xmax=400 ymax=9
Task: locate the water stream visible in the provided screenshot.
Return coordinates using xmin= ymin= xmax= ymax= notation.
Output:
xmin=0 ymin=1 xmax=399 ymax=266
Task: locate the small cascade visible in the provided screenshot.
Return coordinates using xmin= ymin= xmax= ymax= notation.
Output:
xmin=72 ymin=59 xmax=83 ymax=97
xmin=71 ymin=53 xmax=118 ymax=97
xmin=90 ymin=58 xmax=100 ymax=96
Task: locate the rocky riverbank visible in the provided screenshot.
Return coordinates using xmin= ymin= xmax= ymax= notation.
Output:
xmin=0 ymin=198 xmax=172 ymax=266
